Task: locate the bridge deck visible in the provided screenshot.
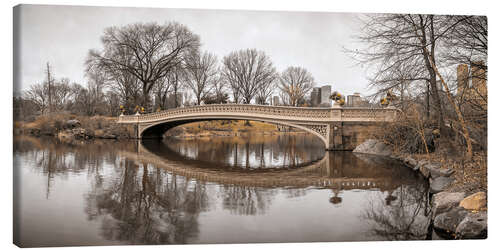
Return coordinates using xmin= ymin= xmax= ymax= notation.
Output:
xmin=117 ymin=104 xmax=398 ymax=124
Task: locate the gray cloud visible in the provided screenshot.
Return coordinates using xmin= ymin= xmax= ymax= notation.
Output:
xmin=15 ymin=4 xmax=373 ymax=96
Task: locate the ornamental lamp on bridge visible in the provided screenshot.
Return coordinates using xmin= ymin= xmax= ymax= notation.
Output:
xmin=380 ymin=90 xmax=396 ymax=108
xmin=134 ymin=105 xmax=140 ymax=115
xmin=380 ymin=97 xmax=389 ymax=107
xmin=330 ymin=91 xmax=345 ymax=107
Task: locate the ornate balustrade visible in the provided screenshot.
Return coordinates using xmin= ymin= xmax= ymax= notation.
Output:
xmin=117 ymin=104 xmax=398 ymax=124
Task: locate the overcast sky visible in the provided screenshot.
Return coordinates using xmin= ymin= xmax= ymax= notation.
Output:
xmin=15 ymin=4 xmax=373 ymax=97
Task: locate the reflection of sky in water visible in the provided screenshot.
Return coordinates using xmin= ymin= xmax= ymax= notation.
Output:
xmin=14 ymin=135 xmax=431 ymax=247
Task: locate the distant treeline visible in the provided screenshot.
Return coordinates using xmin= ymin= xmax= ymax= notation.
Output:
xmin=15 ymin=21 xmax=325 ymax=120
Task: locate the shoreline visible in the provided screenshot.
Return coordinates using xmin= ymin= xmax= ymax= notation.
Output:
xmin=353 ymin=140 xmax=487 ymax=240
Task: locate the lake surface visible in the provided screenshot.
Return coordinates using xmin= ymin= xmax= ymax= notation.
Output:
xmin=13 ymin=133 xmax=431 ymax=247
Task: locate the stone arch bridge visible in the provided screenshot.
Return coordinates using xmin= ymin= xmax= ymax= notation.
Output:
xmin=117 ymin=104 xmax=398 ymax=150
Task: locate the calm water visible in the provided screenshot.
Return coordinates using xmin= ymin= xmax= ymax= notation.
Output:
xmin=13 ymin=133 xmax=431 ymax=247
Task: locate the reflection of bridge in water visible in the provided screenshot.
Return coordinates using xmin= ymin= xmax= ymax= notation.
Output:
xmin=118 ymin=141 xmax=418 ymax=192
xmin=117 ymin=104 xmax=399 ymax=150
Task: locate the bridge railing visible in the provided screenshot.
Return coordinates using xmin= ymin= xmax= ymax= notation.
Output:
xmin=117 ymin=104 xmax=398 ymax=123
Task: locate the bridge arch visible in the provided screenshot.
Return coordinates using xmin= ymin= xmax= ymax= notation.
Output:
xmin=138 ymin=116 xmax=330 ymax=148
xmin=117 ymin=104 xmax=398 ymax=150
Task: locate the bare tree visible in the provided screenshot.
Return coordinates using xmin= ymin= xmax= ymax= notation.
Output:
xmin=52 ymin=78 xmax=73 ymax=111
xmin=100 ymin=64 xmax=142 ymax=113
xmin=211 ymin=72 xmax=229 ymax=104
xmin=222 ymin=49 xmax=277 ymax=104
xmin=184 ymin=51 xmax=218 ymax=105
xmin=85 ymin=69 xmax=107 ymax=116
xmin=24 ymin=76 xmax=73 ymax=114
xmin=255 ymin=79 xmax=275 ymax=105
xmin=444 ymin=16 xmax=487 ymax=119
xmin=153 ymin=76 xmax=173 ymax=110
xmin=443 ymin=16 xmax=487 ymax=73
xmin=45 ymin=62 xmax=53 ymax=113
xmin=68 ymin=83 xmax=90 ymax=115
xmin=25 ymin=82 xmax=48 ymax=114
xmin=169 ymin=66 xmax=185 ymax=108
xmin=348 ymin=14 xmax=473 ymax=153
xmin=104 ymin=91 xmax=121 ymax=116
xmin=87 ymin=22 xmax=200 ymax=108
xmin=278 ymin=66 xmax=315 ymax=106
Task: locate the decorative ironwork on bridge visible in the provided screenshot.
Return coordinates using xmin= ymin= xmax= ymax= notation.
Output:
xmin=117 ymin=104 xmax=399 ymax=150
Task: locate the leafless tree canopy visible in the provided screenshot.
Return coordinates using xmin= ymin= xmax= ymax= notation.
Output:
xmin=278 ymin=66 xmax=315 ymax=106
xmin=184 ymin=51 xmax=218 ymax=105
xmin=443 ymin=16 xmax=487 ymax=71
xmin=255 ymin=78 xmax=276 ymax=105
xmin=222 ymin=49 xmax=277 ymax=104
xmin=86 ymin=22 xmax=200 ymax=108
xmin=349 ymin=14 xmax=487 ymax=157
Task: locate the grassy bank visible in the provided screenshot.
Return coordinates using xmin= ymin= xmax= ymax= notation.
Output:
xmin=14 ymin=113 xmax=135 ymax=139
xmin=166 ymin=120 xmax=285 ymax=137
xmin=14 ymin=115 xmax=293 ymax=140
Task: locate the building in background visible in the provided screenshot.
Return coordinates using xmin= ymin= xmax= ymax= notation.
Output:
xmin=310 ymin=87 xmax=321 ymax=107
xmin=320 ymin=85 xmax=332 ymax=107
xmin=272 ymin=96 xmax=280 ymax=106
xmin=457 ymin=62 xmax=486 ymax=110
xmin=346 ymin=92 xmax=362 ymax=107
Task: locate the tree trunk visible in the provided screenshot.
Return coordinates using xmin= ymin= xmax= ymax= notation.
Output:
xmin=412 ymin=16 xmax=474 ymax=160
xmin=427 ymin=55 xmax=474 ymax=160
xmin=415 ymin=15 xmax=449 ymax=141
xmin=426 ymin=82 xmax=430 ymax=119
xmin=142 ymin=84 xmax=151 ymax=111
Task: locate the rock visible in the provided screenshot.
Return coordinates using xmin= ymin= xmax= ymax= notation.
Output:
xmin=428 ymin=165 xmax=454 ymax=179
xmin=456 ymin=211 xmax=487 ymax=239
xmin=401 ymin=156 xmax=418 ymax=170
xmin=405 ymin=157 xmax=418 ymax=166
xmin=353 ymin=139 xmax=392 ymax=156
xmin=65 ymin=119 xmax=81 ymax=128
xmin=432 ymin=192 xmax=466 ymax=216
xmin=410 ymin=160 xmax=424 ymax=171
xmin=429 ymin=176 xmax=454 ymax=194
xmin=417 ymin=159 xmax=429 ymax=169
xmin=434 ymin=168 xmax=455 ymax=178
xmin=72 ymin=128 xmax=93 ymax=139
xmin=419 ymin=164 xmax=431 ymax=178
xmin=434 ymin=207 xmax=468 ymax=233
xmin=460 ymin=192 xmax=487 ymax=211
xmin=419 ymin=163 xmax=454 ymax=179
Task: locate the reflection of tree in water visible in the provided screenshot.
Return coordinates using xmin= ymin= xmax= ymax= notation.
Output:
xmin=361 ymin=182 xmax=431 ymax=241
xmin=219 ymin=185 xmax=278 ymax=215
xmin=15 ymin=136 xmax=212 ymax=245
xmin=85 ymin=159 xmax=209 ymax=244
xmin=14 ymin=136 xmax=126 ymax=199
